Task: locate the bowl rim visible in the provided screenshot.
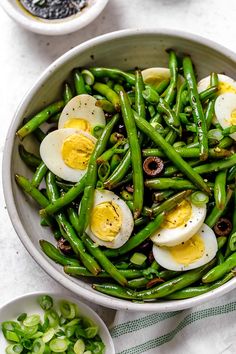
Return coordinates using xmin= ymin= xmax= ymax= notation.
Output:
xmin=0 ymin=0 xmax=109 ymax=35
xmin=3 ymin=28 xmax=236 ymax=312
xmin=0 ymin=291 xmax=115 ymax=353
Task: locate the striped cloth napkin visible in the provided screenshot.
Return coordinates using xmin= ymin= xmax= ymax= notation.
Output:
xmin=110 ymin=289 xmax=236 ymax=354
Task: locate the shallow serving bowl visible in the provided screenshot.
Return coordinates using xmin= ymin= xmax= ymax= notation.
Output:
xmin=0 ymin=0 xmax=109 ymax=35
xmin=0 ymin=292 xmax=115 ymax=353
xmin=3 ymin=29 xmax=236 ymax=312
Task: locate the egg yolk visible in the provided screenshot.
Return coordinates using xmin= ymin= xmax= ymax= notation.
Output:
xmin=61 ymin=133 xmax=95 ymax=170
xmin=218 ymin=82 xmax=236 ymax=95
xmin=161 ymin=200 xmax=192 ymax=229
xmin=63 ymin=118 xmax=91 ymax=133
xmin=90 ymin=201 xmax=122 ymax=242
xmin=230 ymin=109 xmax=236 ymax=125
xmin=169 ymin=234 xmax=205 ymax=265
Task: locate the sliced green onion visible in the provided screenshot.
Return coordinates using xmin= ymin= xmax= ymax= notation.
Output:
xmin=190 ymin=191 xmax=209 ymax=206
xmin=130 ymin=252 xmax=147 ymax=266
xmin=23 ymin=314 xmax=41 ymax=327
xmin=81 ymin=69 xmax=95 ymax=86
xmin=85 ymin=326 xmax=99 ymax=338
xmin=17 ymin=313 xmax=27 ymax=322
xmin=92 ymin=125 xmax=104 ymax=139
xmin=4 ymin=331 xmax=20 ymax=342
xmin=49 ymin=338 xmax=69 ymax=352
xmin=38 ymin=295 xmax=53 ymax=311
xmin=42 ymin=328 xmax=55 ymax=343
xmin=84 ymin=351 xmax=92 ymax=354
xmin=6 ymin=344 xmax=23 ymax=354
xmin=59 ymin=300 xmax=77 ymax=320
xmin=22 ymin=324 xmax=38 ymax=338
xmin=74 ymin=339 xmax=85 ymax=354
xmin=44 ymin=309 xmax=59 ymax=328
xmin=208 ymin=128 xmax=224 ymax=142
xmin=229 ymin=232 xmax=236 ymax=251
xmin=31 ymin=338 xmax=45 ymax=354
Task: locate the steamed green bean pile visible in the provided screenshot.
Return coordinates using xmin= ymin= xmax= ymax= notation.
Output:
xmin=15 ymin=50 xmax=236 ymax=301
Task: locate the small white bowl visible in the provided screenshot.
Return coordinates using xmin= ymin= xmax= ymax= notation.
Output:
xmin=0 ymin=292 xmax=115 ymax=354
xmin=0 ymin=0 xmax=109 ymax=35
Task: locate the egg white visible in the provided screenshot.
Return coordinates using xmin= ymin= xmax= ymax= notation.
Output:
xmin=85 ymin=189 xmax=134 ymax=249
xmin=152 ymin=224 xmax=217 ymax=271
xmin=40 ymin=128 xmax=96 ymax=183
xmin=215 ymin=92 xmax=236 ymax=141
xmin=58 ymin=94 xmax=106 ymax=130
xmin=197 ymin=74 xmax=236 ymax=94
xmin=141 ymin=67 xmax=184 ymax=89
xmin=151 ymin=200 xmax=206 ymax=247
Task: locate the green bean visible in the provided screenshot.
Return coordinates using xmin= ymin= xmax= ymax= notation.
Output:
xmin=157 ymin=98 xmax=181 ymax=134
xmin=73 ymin=69 xmax=87 ymax=94
xmin=216 ymin=250 xmax=225 ymax=265
xmin=17 ymin=101 xmax=64 ymax=139
xmin=120 ymin=91 xmax=144 ymax=218
xmin=164 ymin=50 xmax=178 ymax=105
xmin=31 ymin=162 xmax=48 ymax=188
xmin=18 ymin=145 xmax=41 ymax=169
xmin=142 ymin=86 xmax=159 ymax=105
xmin=205 ymin=100 xmax=215 ymax=130
xmin=214 ymin=170 xmax=227 ymax=210
xmin=33 ymin=127 xmax=46 ymax=142
xmin=81 ymin=69 xmax=95 ymax=86
xmin=145 ymin=177 xmax=196 ymax=190
xmin=64 ymin=265 xmax=143 ymax=279
xmin=93 ymin=260 xmax=215 ymax=299
xmin=96 ymin=141 xmax=126 ymax=164
xmin=15 ymin=175 xmax=49 ymax=208
xmin=40 ymin=174 xmax=87 ymax=216
xmin=165 ymin=130 xmax=177 ymax=144
xmin=95 ymin=99 xmax=116 ymax=113
xmin=202 ymin=252 xmax=236 ymax=283
xmin=218 ymin=136 xmax=234 ymax=149
xmin=205 ymin=188 xmax=233 ymax=228
xmin=125 ymin=200 xmax=153 ymax=217
xmin=40 ymin=240 xmax=81 ymax=267
xmin=82 ymin=234 xmax=128 ymax=286
xmin=134 ymin=112 xmax=210 ymax=194
xmin=152 ymin=190 xmax=174 ymax=203
xmin=194 ymin=154 xmax=236 ymax=175
xmin=89 ymin=67 xmax=135 ymax=85
xmin=175 ymin=80 xmax=187 ymax=121
xmin=46 ymin=172 xmax=101 ymax=275
xmin=228 ymin=189 xmax=236 ymax=252
xmin=110 ymin=154 xmax=121 ymax=172
xmin=77 ymin=114 xmax=119 ymax=235
xmin=228 ymin=165 xmax=236 ymax=182
xmin=135 ymin=70 xmax=146 ymax=119
xmin=93 ymin=82 xmax=120 ymax=111
xmin=113 ymin=83 xmax=125 ymax=95
xmin=183 ymin=56 xmax=208 ymax=160
xmin=229 ymin=233 xmax=236 ymax=252
xmin=166 ymin=272 xmax=234 ymax=299
xmin=142 ymin=147 xmax=231 ymax=159
xmin=217 ymin=236 xmax=227 ymax=250
xmin=199 ymin=86 xmax=218 ymax=102
xmin=151 ymin=190 xmax=192 ymax=216
xmin=121 ymin=190 xmax=133 ymax=201
xmin=155 ymin=79 xmax=170 ymax=94
xmin=63 ymin=82 xmax=73 ymax=104
xmin=48 ymin=112 xmax=61 ymax=123
xmin=104 ymin=213 xmax=164 ymax=258
xmin=103 ymin=150 xmax=131 ymax=189
xmin=158 ymin=270 xmax=181 ymax=280
xmin=127 ymin=277 xmax=149 ymax=289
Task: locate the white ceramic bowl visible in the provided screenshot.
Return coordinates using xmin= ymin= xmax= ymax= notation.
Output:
xmin=3 ymin=29 xmax=236 ymax=312
xmin=0 ymin=0 xmax=109 ymax=35
xmin=0 ymin=292 xmax=115 ymax=354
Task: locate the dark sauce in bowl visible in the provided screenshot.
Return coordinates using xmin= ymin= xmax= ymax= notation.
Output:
xmin=19 ymin=0 xmax=88 ymax=20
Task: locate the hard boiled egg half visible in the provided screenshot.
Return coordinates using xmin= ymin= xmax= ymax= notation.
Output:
xmin=40 ymin=128 xmax=96 ymax=182
xmin=197 ymin=74 xmax=236 ymax=95
xmin=58 ymin=94 xmax=106 ymax=134
xmin=141 ymin=67 xmax=184 ymax=89
xmin=85 ymin=189 xmax=134 ymax=249
xmin=153 ymin=224 xmax=217 ymax=271
xmin=151 ymin=199 xmax=206 ymax=247
xmin=215 ymin=92 xmax=236 ymax=141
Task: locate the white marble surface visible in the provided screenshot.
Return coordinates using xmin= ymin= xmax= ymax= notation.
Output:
xmin=0 ymin=0 xmax=236 ymax=323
